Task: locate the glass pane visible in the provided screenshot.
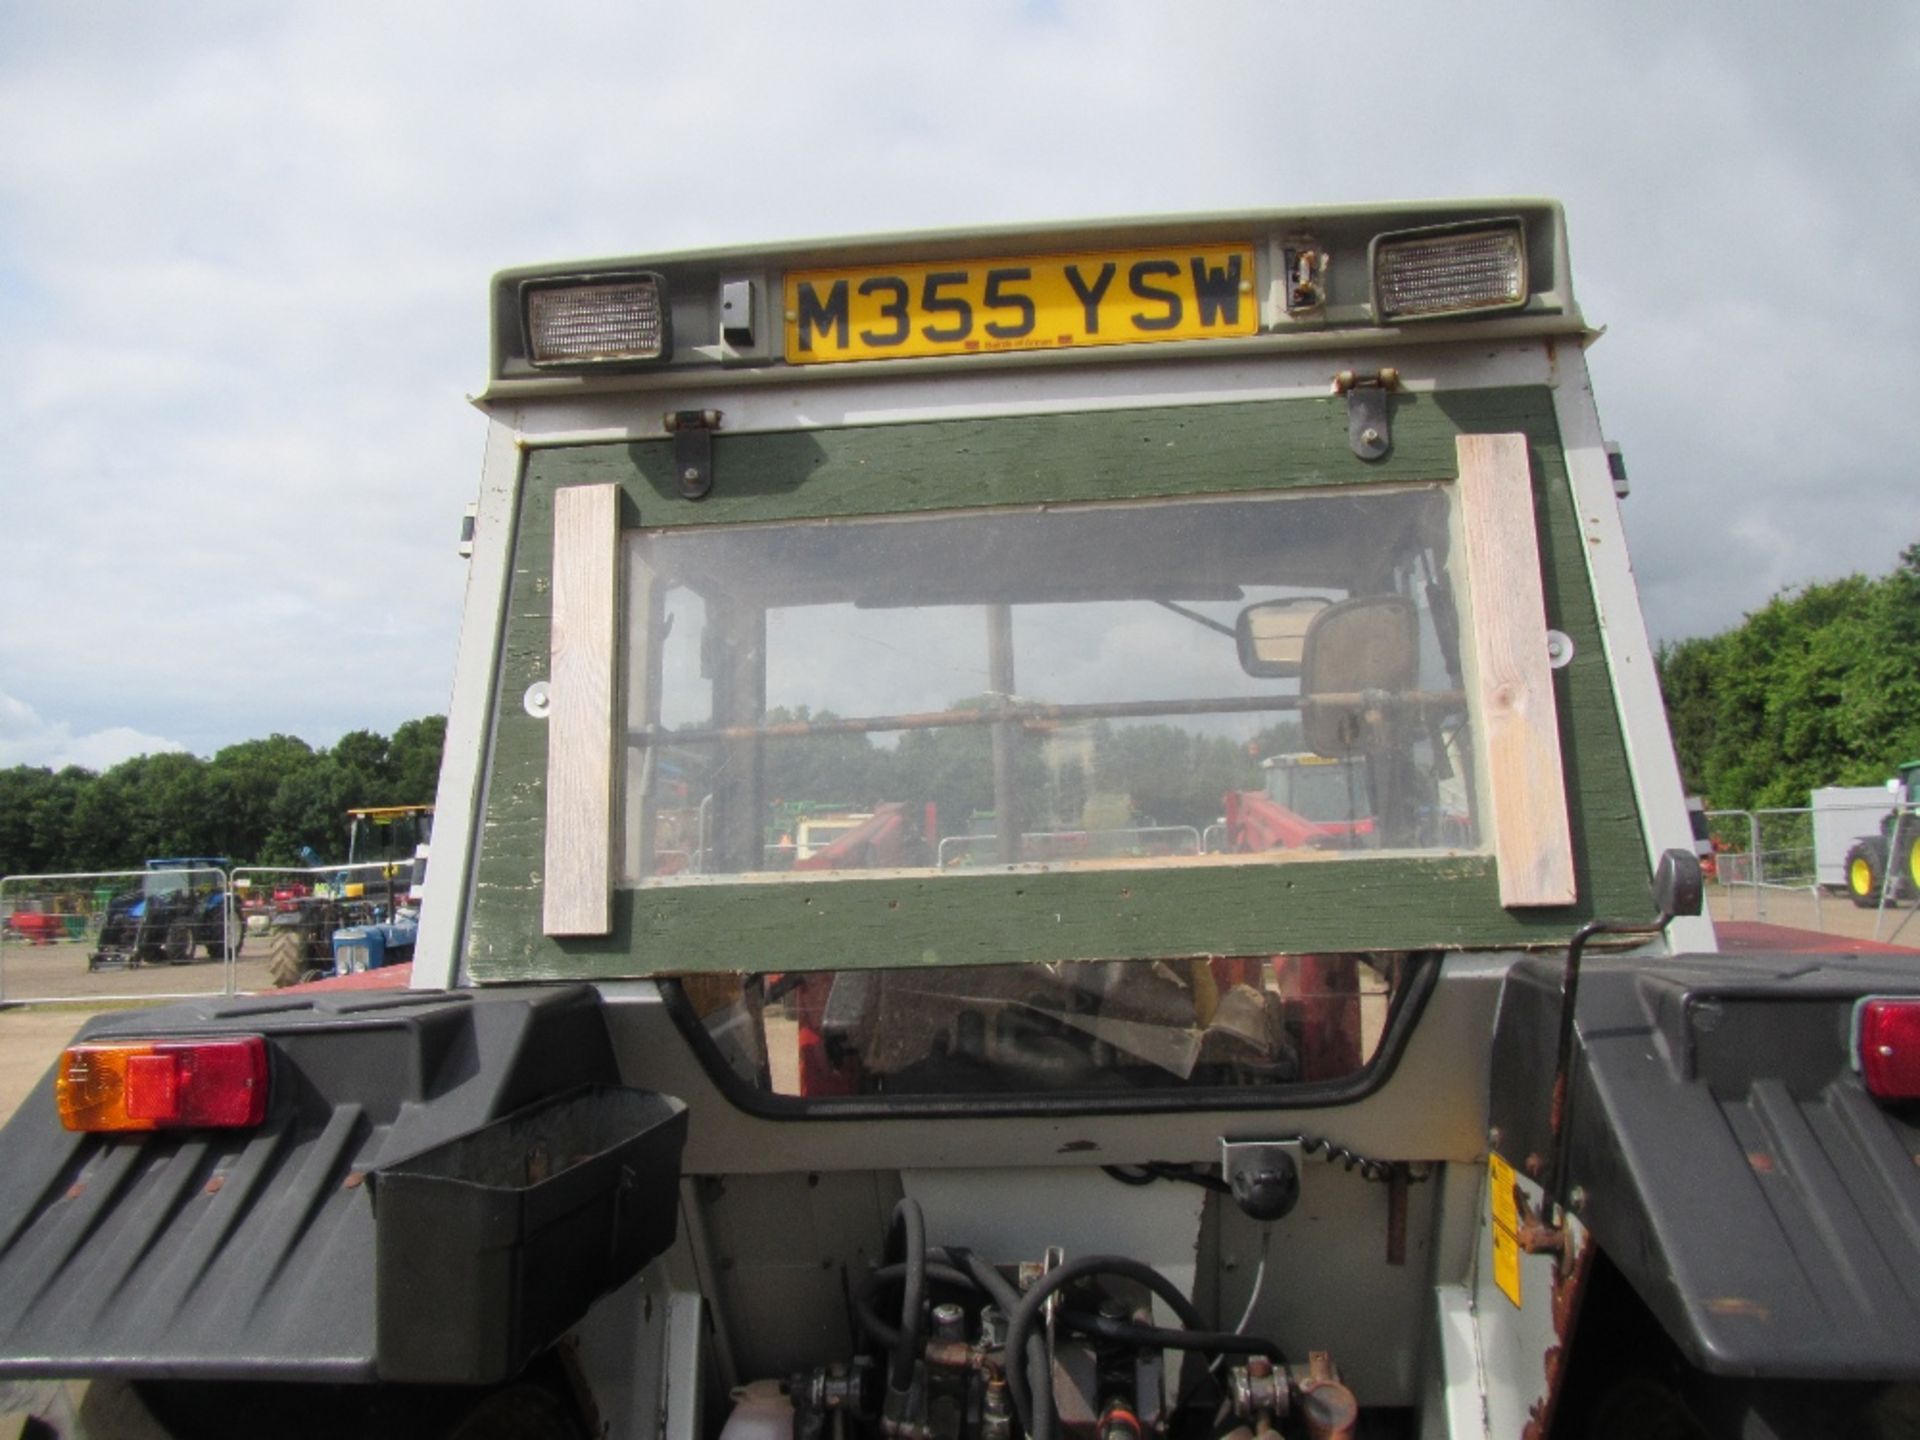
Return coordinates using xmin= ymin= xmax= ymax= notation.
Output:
xmin=682 ymin=953 xmax=1412 ymax=1099
xmin=622 ymin=488 xmax=1478 ymax=885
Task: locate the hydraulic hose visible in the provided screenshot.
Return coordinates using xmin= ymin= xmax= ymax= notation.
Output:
xmin=949 ymin=1249 xmax=1056 ymax=1440
xmin=1002 ymin=1255 xmax=1207 ymax=1440
xmin=1056 ymin=1309 xmax=1285 ymax=1363
xmin=853 ymin=1259 xmax=982 ymax=1350
xmin=883 ymin=1199 xmax=928 ymax=1394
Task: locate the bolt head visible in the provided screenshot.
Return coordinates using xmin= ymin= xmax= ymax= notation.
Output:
xmin=1361 ymin=427 xmax=1382 ymax=445
xmin=683 ymin=467 xmax=700 ymax=483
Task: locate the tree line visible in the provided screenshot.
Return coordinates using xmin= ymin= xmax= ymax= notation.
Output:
xmin=0 ymin=717 xmax=445 ymax=877
xmin=1659 ymin=542 xmax=1920 ymax=810
xmin=750 ymin=703 xmax=1295 ymax=838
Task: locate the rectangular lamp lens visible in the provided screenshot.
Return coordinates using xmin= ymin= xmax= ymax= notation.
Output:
xmin=1375 ymin=225 xmax=1526 ymax=320
xmin=1858 ymin=998 xmax=1920 ymax=1102
xmin=57 ymin=1035 xmax=269 ymax=1132
xmin=527 ymin=276 xmax=667 ymax=365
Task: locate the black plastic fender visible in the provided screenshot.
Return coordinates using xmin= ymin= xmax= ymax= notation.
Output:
xmin=0 ymin=984 xmax=685 ymax=1384
xmin=1489 ymin=952 xmax=1920 ymax=1380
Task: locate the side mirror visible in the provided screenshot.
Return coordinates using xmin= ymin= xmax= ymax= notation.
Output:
xmin=1235 ymin=597 xmax=1330 ymax=678
xmin=1652 ymin=847 xmax=1704 ymax=920
xmin=1300 ymin=596 xmax=1418 ymax=756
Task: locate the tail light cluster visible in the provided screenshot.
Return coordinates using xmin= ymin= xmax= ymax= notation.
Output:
xmin=1856 ymin=998 xmax=1920 ymax=1103
xmin=56 ymin=1036 xmax=269 ymax=1133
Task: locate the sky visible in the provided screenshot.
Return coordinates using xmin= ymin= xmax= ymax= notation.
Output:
xmin=0 ymin=1 xmax=1915 ymax=771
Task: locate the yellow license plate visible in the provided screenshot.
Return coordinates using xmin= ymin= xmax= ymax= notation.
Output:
xmin=784 ymin=242 xmax=1258 ymax=365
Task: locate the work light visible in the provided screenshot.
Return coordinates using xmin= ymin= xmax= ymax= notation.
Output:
xmin=523 ymin=273 xmax=671 ymax=366
xmin=1371 ymin=220 xmax=1527 ymax=321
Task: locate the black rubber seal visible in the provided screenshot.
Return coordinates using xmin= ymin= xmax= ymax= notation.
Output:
xmin=658 ymin=952 xmax=1443 ymax=1121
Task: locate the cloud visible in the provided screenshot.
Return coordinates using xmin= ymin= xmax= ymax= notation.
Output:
xmin=0 ymin=0 xmax=1917 ymax=766
xmin=0 ymin=691 xmax=185 ymax=771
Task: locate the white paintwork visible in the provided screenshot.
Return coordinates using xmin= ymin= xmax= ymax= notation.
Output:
xmin=664 ymin=1290 xmax=707 ymax=1440
xmin=1425 ymin=1285 xmax=1488 ymax=1440
xmin=1467 ymin=1167 xmax=1587 ymax=1440
xmin=1549 ymin=345 xmax=1717 ymax=954
xmin=412 ymin=413 xmax=528 ymax=988
xmin=486 ymin=339 xmax=1563 ymax=444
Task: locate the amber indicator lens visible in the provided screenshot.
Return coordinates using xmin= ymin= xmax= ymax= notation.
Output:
xmin=1857 ymin=999 xmax=1920 ymax=1102
xmin=56 ymin=1036 xmax=269 ymax=1132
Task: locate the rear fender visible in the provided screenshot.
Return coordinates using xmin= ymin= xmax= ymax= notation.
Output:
xmin=1488 ymin=952 xmax=1920 ymax=1382
xmin=0 ymin=985 xmax=686 ymax=1386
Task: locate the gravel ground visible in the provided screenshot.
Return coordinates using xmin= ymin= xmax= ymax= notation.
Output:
xmin=0 ymin=1005 xmax=122 ymax=1125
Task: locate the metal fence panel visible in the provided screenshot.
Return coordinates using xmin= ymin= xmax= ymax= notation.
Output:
xmin=1703 ymin=803 xmax=1918 ymax=945
xmin=0 ymin=867 xmax=238 ymax=1006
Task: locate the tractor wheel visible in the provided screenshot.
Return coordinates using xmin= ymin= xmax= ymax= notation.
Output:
xmin=163 ymin=922 xmax=195 ymax=965
xmin=446 ymin=1383 xmax=587 ymax=1440
xmin=1582 ymin=1373 xmax=1710 ymax=1440
xmin=268 ymin=930 xmax=308 ymax=988
xmin=1847 ymin=838 xmax=1890 ymax=909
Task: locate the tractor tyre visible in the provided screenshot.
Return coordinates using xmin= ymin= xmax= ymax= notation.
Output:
xmin=1581 ymin=1373 xmax=1710 ymax=1440
xmin=268 ymin=930 xmax=308 ymax=988
xmin=446 ymin=1383 xmax=588 ymax=1440
xmin=163 ymin=922 xmax=195 ymax=965
xmin=1847 ymin=838 xmax=1890 ymax=909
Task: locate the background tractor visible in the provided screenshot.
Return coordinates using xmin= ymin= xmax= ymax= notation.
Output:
xmin=265 ymin=805 xmax=432 ymax=985
xmin=88 ymin=858 xmax=239 ymax=969
xmin=1844 ymin=760 xmax=1920 ymax=907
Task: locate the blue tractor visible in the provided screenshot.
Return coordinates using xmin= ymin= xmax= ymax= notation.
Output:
xmin=87 ymin=858 xmax=240 ymax=970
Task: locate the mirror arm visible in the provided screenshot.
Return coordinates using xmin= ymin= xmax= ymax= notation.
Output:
xmin=1543 ymin=848 xmax=1705 ymax=1215
xmin=1153 ymin=599 xmax=1238 ymax=640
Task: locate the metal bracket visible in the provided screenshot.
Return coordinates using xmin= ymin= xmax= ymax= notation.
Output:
xmin=663 ymin=409 xmax=722 ymax=500
xmin=1333 ymin=369 xmax=1399 ymax=461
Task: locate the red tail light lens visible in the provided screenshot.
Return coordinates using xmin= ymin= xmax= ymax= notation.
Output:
xmin=1856 ymin=999 xmax=1920 ymax=1102
xmin=56 ymin=1036 xmax=269 ymax=1132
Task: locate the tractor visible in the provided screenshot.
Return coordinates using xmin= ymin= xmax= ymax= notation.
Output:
xmin=7 ymin=203 xmax=1920 ymax=1440
xmin=1843 ymin=760 xmax=1920 ymax=907
xmin=87 ymin=858 xmax=240 ymax=969
xmin=265 ymin=805 xmax=432 ymax=985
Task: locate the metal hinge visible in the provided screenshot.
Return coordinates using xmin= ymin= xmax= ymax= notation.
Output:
xmin=663 ymin=409 xmax=722 ymax=500
xmin=1332 ymin=368 xmax=1400 ymax=461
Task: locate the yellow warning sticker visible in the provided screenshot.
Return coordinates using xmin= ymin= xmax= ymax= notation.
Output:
xmin=1489 ymin=1153 xmax=1522 ymax=1307
xmin=1489 ymin=1153 xmax=1518 ymax=1230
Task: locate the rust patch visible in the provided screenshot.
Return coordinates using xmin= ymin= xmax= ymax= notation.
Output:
xmin=64 ymin=1182 xmax=85 ymax=1201
xmin=1747 ymin=1151 xmax=1775 ymax=1173
xmin=342 ymin=1171 xmax=365 ymax=1190
xmin=1523 ymin=1152 xmax=1545 ymax=1179
xmin=1386 ymin=1165 xmax=1409 ymax=1266
xmin=1521 ymin=1228 xmax=1594 ymax=1440
xmin=204 ymin=1175 xmax=225 ymax=1196
xmin=1705 ymin=1297 xmax=1770 ymax=1320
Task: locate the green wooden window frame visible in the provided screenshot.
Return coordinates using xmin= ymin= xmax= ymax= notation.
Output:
xmin=464 ymin=385 xmax=1649 ymax=981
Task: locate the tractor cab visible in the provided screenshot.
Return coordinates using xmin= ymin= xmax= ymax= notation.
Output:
xmin=6 ymin=204 xmax=1920 ymax=1440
